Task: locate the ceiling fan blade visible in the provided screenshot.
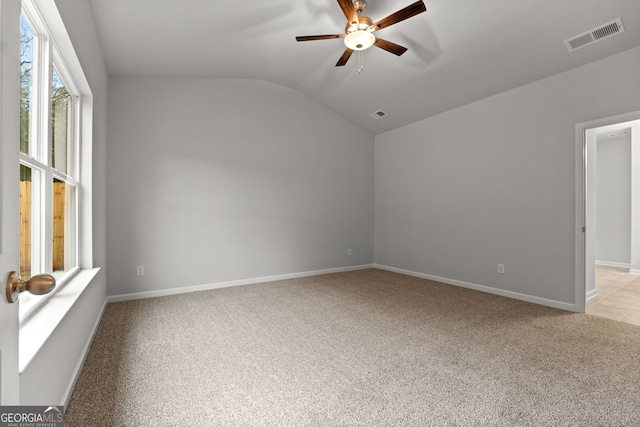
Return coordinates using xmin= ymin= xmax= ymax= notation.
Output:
xmin=296 ymin=34 xmax=345 ymax=42
xmin=371 ymin=0 xmax=426 ymax=31
xmin=373 ymin=38 xmax=408 ymax=56
xmin=336 ymin=0 xmax=359 ymax=27
xmin=336 ymin=48 xmax=354 ymax=66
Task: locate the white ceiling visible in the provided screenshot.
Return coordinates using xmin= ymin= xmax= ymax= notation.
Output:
xmin=88 ymin=0 xmax=640 ymax=135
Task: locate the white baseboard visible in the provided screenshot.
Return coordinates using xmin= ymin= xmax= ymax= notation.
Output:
xmin=107 ymin=264 xmax=375 ymax=303
xmin=586 ymin=288 xmax=598 ymax=301
xmin=595 ymin=260 xmax=631 ymax=269
xmin=107 ymin=261 xmax=577 ymax=312
xmin=62 ymin=299 xmax=107 ymax=408
xmin=373 ymin=264 xmax=576 ymax=312
xmin=629 ymin=269 xmax=640 ymax=276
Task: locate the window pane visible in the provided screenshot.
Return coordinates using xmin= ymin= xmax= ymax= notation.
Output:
xmin=53 ymin=178 xmax=76 ymax=274
xmin=51 ymin=67 xmax=73 ymax=175
xmin=20 ymin=16 xmax=34 ymax=156
xmin=20 ymin=165 xmax=33 ymax=280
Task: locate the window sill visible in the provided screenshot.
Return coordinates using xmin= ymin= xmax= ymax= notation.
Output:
xmin=19 ymin=267 xmax=82 ymax=320
xmin=19 ymin=267 xmax=101 ymax=373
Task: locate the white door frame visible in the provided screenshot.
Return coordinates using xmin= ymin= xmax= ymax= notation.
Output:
xmin=1 ymin=0 xmax=23 ymax=405
xmin=575 ymin=109 xmax=640 ymax=313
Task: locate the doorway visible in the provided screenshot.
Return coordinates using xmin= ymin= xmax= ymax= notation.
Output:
xmin=576 ymin=111 xmax=640 ymax=325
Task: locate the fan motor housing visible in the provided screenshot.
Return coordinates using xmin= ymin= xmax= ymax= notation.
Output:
xmin=345 ymin=15 xmax=373 ymax=33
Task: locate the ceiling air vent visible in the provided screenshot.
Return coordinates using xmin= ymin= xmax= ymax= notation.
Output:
xmin=564 ymin=18 xmax=625 ymax=52
xmin=370 ymin=110 xmax=387 ymax=120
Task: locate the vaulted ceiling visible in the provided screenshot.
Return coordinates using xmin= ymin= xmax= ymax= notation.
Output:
xmin=89 ymin=0 xmax=640 ymax=134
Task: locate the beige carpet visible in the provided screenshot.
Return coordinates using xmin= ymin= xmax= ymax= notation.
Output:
xmin=65 ymin=269 xmax=640 ymax=426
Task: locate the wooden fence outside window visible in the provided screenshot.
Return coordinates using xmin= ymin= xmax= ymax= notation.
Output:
xmin=19 ymin=180 xmax=66 ymax=279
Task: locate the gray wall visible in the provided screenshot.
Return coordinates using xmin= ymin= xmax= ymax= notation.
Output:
xmin=106 ymin=77 xmax=374 ymax=296
xmin=596 ymin=135 xmax=631 ymax=265
xmin=20 ymin=0 xmax=108 ymax=404
xmin=375 ymin=46 xmax=640 ymax=307
xmin=630 ymin=124 xmax=640 ymax=273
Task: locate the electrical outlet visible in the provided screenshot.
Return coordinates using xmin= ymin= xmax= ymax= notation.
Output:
xmin=347 ymin=248 xmax=352 ymax=256
xmin=497 ymin=264 xmax=505 ymax=274
xmin=136 ymin=265 xmax=144 ymax=276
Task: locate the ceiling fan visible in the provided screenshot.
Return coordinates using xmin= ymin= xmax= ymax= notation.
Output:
xmin=296 ymin=0 xmax=427 ymax=66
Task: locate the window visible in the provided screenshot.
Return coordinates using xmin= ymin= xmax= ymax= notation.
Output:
xmin=19 ymin=4 xmax=82 ymax=316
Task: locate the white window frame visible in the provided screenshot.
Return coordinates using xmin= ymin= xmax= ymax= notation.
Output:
xmin=18 ymin=0 xmax=92 ymax=321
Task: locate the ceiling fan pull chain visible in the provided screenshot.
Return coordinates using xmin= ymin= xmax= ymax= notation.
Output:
xmin=358 ymin=51 xmax=364 ymax=74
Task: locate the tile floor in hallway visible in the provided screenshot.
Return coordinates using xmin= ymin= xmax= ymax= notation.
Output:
xmin=586 ymin=265 xmax=640 ymax=326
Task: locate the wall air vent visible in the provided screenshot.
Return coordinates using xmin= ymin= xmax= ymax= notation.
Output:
xmin=564 ymin=18 xmax=625 ymax=52
xmin=370 ymin=110 xmax=387 ymax=120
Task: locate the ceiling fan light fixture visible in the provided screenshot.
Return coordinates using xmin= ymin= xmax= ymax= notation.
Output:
xmin=344 ymin=30 xmax=375 ymax=50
